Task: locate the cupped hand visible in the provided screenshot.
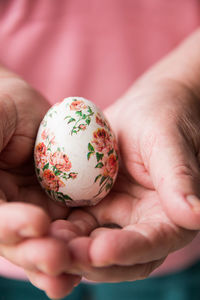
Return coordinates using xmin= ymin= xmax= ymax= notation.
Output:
xmin=51 ymin=166 xmax=196 ymax=282
xmin=50 ymin=77 xmax=200 ymax=284
xmin=0 ymin=71 xmax=80 ymax=298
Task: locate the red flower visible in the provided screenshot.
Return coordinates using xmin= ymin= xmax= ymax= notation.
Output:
xmin=42 ymin=169 xmax=64 ymax=192
xmin=96 ymin=113 xmax=105 ymax=127
xmin=92 ymin=128 xmax=111 ymax=152
xmin=50 ymin=136 xmax=55 ymax=145
xmin=96 ymin=113 xmax=111 ymax=130
xmin=50 ymin=151 xmax=72 ymax=172
xmin=41 ymin=129 xmax=56 ymax=145
xmin=79 ymin=124 xmax=86 ymax=130
xmin=36 ymin=142 xmax=46 ymax=155
xmin=103 ymin=154 xmax=118 ymax=178
xmin=41 ymin=130 xmax=48 ymax=140
xmin=35 ymin=142 xmax=47 ymax=168
xmin=70 ymin=100 xmax=87 ymax=111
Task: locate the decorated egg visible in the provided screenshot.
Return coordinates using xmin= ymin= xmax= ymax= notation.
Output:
xmin=34 ymin=97 xmax=119 ymax=207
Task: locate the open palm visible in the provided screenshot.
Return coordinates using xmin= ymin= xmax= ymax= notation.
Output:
xmin=54 ymin=165 xmax=196 ymax=282
xmin=51 ymin=78 xmax=200 ymax=283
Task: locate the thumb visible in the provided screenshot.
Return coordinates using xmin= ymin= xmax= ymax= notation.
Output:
xmin=148 ymin=130 xmax=200 ymax=230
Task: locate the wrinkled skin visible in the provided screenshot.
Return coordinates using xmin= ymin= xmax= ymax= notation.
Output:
xmin=0 ymin=74 xmax=81 ymax=299
xmin=1 ymin=72 xmax=200 ymax=298
xmin=49 ymin=79 xmax=199 ymax=286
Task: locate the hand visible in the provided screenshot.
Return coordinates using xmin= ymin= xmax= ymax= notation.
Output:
xmin=0 ymin=71 xmax=80 ymax=298
xmin=24 ymin=30 xmax=200 ymax=295
xmin=50 ymin=78 xmax=200 ymax=284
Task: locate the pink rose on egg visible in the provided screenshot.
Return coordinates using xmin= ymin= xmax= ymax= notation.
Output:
xmin=50 ymin=151 xmax=72 ymax=172
xmin=70 ymin=100 xmax=87 ymax=111
xmin=42 ymin=169 xmax=65 ymax=192
xmin=92 ymin=128 xmax=112 ymax=153
xmin=96 ymin=113 xmax=105 ymax=128
xmin=41 ymin=129 xmax=56 ymax=145
xmin=35 ymin=142 xmax=47 ymax=169
xmin=41 ymin=129 xmax=48 ymax=140
xmin=79 ymin=124 xmax=87 ymax=130
xmin=102 ymin=154 xmax=118 ymax=178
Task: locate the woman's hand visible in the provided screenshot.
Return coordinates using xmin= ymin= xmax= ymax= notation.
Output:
xmin=0 ymin=71 xmax=80 ymax=298
xmin=51 ymin=77 xmax=200 ymax=283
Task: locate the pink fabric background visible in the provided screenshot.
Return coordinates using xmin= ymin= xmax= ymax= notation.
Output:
xmin=0 ymin=0 xmax=200 ymax=279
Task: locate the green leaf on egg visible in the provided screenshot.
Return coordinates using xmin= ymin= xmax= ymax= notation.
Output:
xmin=86 ymin=118 xmax=91 ymax=125
xmin=95 ymin=162 xmax=104 ymax=168
xmin=54 ymin=169 xmax=62 ymax=176
xmin=88 ymin=143 xmax=94 ymax=152
xmin=108 ymin=149 xmax=114 ymax=156
xmin=76 ymin=111 xmax=82 ymax=116
xmin=96 ymin=152 xmax=104 ymax=162
xmin=63 ymin=194 xmax=73 ymax=200
xmin=67 ymin=117 xmax=76 ymax=124
xmin=72 ymin=129 xmax=78 ymax=134
xmin=87 ymin=106 xmax=93 ymax=114
xmin=94 ymin=174 xmax=102 ymax=182
xmin=87 ymin=152 xmax=94 ymax=160
xmin=43 ymin=163 xmax=49 ymax=171
xmin=105 ymin=183 xmax=112 ymax=191
xmin=100 ymin=176 xmax=107 ymax=185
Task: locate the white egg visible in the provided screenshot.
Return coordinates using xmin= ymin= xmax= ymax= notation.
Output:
xmin=34 ymin=97 xmax=119 ymax=207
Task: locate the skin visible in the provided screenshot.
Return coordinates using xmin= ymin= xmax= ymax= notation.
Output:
xmin=0 ymin=69 xmax=81 ymax=299
xmin=1 ymin=29 xmax=200 ymax=299
xmin=48 ymin=29 xmax=200 ymax=295
xmin=52 ymin=78 xmax=199 ymax=283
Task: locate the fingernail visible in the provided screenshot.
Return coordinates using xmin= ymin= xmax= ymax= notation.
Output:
xmin=186 ymin=195 xmax=200 ymax=212
xmin=19 ymin=226 xmax=37 ymax=238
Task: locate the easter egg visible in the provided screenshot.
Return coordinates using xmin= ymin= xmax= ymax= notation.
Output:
xmin=34 ymin=97 xmax=119 ymax=207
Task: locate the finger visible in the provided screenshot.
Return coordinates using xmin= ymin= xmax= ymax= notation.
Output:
xmin=0 ymin=237 xmax=72 ymax=275
xmin=87 ymin=224 xmax=194 ymax=267
xmin=50 ymin=210 xmax=98 ymax=242
xmin=83 ymin=259 xmax=164 ymax=282
xmin=146 ymin=127 xmax=200 ymax=230
xmin=69 ymin=237 xmax=164 ymax=282
xmin=50 ymin=220 xmax=80 ymax=243
xmin=26 ymin=270 xmax=81 ymax=299
xmin=67 ymin=209 xmax=99 ymax=235
xmin=0 ymin=203 xmax=50 ymax=244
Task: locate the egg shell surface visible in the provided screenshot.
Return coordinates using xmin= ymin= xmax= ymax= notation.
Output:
xmin=34 ymin=97 xmax=119 ymax=207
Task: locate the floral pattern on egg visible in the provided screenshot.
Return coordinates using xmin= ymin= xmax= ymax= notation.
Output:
xmin=65 ymin=99 xmax=94 ymax=135
xmin=34 ymin=131 xmax=77 ymax=203
xmin=34 ymin=97 xmax=119 ymax=207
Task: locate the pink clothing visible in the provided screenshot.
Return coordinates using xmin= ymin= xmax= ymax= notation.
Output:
xmin=0 ymin=0 xmax=200 ymax=279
